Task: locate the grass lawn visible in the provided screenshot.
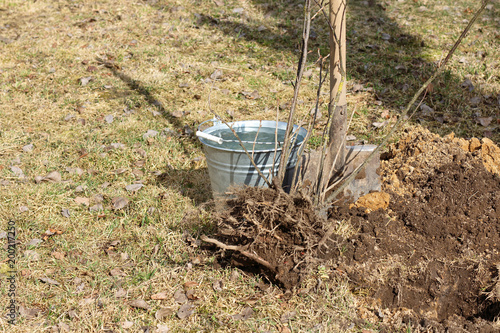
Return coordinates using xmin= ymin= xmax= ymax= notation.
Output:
xmin=0 ymin=0 xmax=498 ymax=332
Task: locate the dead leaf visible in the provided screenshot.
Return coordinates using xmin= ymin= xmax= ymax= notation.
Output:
xmin=279 ymin=326 xmax=292 ymax=333
xmin=135 ymin=148 xmax=147 ymax=158
xmin=89 ymin=203 xmax=103 ymax=212
xmin=280 ymin=311 xmax=297 ymax=323
xmin=477 ymin=116 xmax=493 ymax=127
xmin=213 ymin=0 xmax=223 ymax=6
xmin=151 ymin=291 xmax=170 ymax=300
xmin=143 ymin=130 xmax=159 ymax=140
xmin=129 ymin=299 xmax=151 ymax=311
xmin=11 ymin=165 xmax=24 ymax=177
xmin=52 ymin=251 xmax=65 ymax=260
xmin=156 ymin=324 xmax=170 ymax=333
xmin=173 ymin=290 xmax=188 ymax=304
xmin=23 ymin=143 xmax=34 ymax=152
xmin=210 ymin=69 xmax=223 ymax=80
xmin=41 ymin=228 xmax=63 ymax=241
xmin=64 ymin=114 xmax=75 ymax=121
xmin=230 ymin=270 xmax=240 ymax=281
xmin=426 ymin=82 xmax=434 ymax=94
xmin=79 ymin=297 xmax=96 ymax=306
xmin=19 ymin=305 xmax=41 ymax=319
xmin=40 ymin=277 xmax=61 ymax=286
xmin=113 ymin=168 xmax=127 ymax=175
xmin=28 ymin=239 xmax=43 ymax=247
xmin=177 ymin=303 xmax=194 ymax=319
xmin=212 ymin=280 xmax=223 ymax=292
xmin=61 ymin=209 xmax=70 ymax=218
xmin=240 ymin=90 xmax=261 ymax=99
xmin=24 ymin=250 xmax=40 ymax=261
xmin=232 ymin=306 xmax=253 ymax=321
xmin=110 ymin=267 xmax=125 ymax=277
xmin=79 ymin=76 xmax=93 ymax=86
xmin=74 ymin=197 xmax=90 ymax=206
xmin=419 ymin=103 xmax=434 ymax=115
xmin=372 ymin=120 xmax=388 ymax=129
xmin=121 ymin=321 xmax=134 ymax=329
xmin=461 ymin=79 xmax=474 ymax=92
xmin=115 ymin=288 xmax=127 ymax=298
xmin=112 ymin=197 xmax=129 ymax=210
xmin=125 ymin=183 xmax=144 ymax=192
xmin=381 ymin=33 xmax=391 ymax=40
xmin=86 ymin=66 xmax=98 ymax=72
xmin=155 ymin=307 xmax=174 ymax=321
xmin=183 ymin=281 xmax=198 ymax=290
xmin=75 ymin=185 xmax=87 ymax=192
xmin=132 ymin=169 xmax=144 ymax=178
xmin=470 ymin=96 xmax=482 ymax=107
xmin=185 ymin=289 xmax=199 ymax=301
xmin=172 ymin=110 xmax=184 ymax=118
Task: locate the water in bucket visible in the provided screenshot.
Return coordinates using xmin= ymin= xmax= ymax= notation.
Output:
xmin=208 ymin=127 xmax=288 ymax=151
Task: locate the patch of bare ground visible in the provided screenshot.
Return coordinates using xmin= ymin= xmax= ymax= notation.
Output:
xmin=205 ymin=126 xmax=500 ymax=332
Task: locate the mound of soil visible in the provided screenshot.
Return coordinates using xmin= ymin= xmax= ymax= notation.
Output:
xmin=203 ymin=126 xmax=500 ymax=332
xmin=332 ymin=127 xmax=500 ymax=332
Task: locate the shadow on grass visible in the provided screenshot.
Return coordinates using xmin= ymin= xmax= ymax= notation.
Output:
xmin=191 ymin=0 xmax=498 ymax=142
xmin=155 ymin=166 xmax=212 ymax=205
xmin=98 ymin=58 xmax=213 ymax=203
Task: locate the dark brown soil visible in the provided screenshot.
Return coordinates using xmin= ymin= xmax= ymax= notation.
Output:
xmin=202 ymin=127 xmax=500 ymax=332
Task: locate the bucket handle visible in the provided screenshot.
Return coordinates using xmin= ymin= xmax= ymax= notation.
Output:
xmin=196 ymin=131 xmax=223 ymax=144
xmin=197 ymin=118 xmax=225 ymax=144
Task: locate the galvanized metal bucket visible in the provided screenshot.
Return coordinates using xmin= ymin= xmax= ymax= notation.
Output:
xmin=197 ymin=120 xmax=307 ymax=195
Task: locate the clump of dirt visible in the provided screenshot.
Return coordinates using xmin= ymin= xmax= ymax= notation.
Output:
xmin=202 ymin=126 xmax=500 ymax=332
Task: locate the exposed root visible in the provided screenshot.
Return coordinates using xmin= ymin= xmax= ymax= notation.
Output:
xmin=200 ymin=235 xmax=276 ymax=272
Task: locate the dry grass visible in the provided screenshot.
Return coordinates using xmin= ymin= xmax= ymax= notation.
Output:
xmin=0 ymin=0 xmax=498 ymax=332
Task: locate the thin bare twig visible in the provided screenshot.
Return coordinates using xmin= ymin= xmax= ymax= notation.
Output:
xmin=277 ymin=0 xmax=312 ymax=185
